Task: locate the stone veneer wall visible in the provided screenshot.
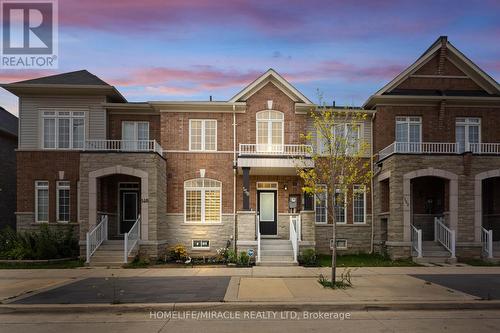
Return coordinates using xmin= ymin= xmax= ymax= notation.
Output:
xmin=165 ymin=214 xmax=235 ymax=257
xmin=374 ymin=154 xmax=500 ymax=259
xmin=315 ymin=222 xmax=372 ymax=255
xmin=79 ymin=152 xmax=166 ymax=258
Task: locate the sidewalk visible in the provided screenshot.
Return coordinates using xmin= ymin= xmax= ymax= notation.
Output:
xmin=1 ymin=266 xmax=500 ymax=311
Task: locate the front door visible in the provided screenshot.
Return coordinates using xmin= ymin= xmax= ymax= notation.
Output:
xmin=258 ymin=190 xmax=277 ymax=236
xmin=120 ymin=190 xmax=138 ymax=234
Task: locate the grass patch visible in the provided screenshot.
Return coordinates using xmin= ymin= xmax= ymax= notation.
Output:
xmin=318 ymin=253 xmax=419 ymax=267
xmin=0 ymin=259 xmax=84 ymax=269
xmin=462 ymin=259 xmax=500 ymax=266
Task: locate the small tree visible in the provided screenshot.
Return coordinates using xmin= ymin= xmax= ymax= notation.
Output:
xmin=296 ymin=95 xmax=372 ymax=284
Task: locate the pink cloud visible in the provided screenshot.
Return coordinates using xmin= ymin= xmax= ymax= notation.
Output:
xmin=0 ymin=70 xmax=56 ymax=83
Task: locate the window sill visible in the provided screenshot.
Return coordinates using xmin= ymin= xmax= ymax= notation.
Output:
xmin=183 ymin=222 xmax=223 ymax=226
xmin=192 ymin=248 xmax=211 ymax=251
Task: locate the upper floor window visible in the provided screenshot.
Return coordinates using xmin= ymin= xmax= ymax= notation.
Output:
xmin=184 ymin=178 xmax=221 ymax=223
xmin=42 ymin=111 xmax=85 ymax=149
xmin=256 ymin=111 xmax=284 ymax=152
xmin=317 ymin=123 xmax=362 ymax=155
xmin=189 ymin=119 xmax=217 ymax=151
xmin=395 ymin=116 xmax=421 ymax=152
xmin=456 ymin=117 xmax=480 ymax=153
xmin=122 ymin=121 xmax=149 ymax=150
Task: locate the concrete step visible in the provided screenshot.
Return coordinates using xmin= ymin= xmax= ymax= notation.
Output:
xmin=89 ymin=262 xmax=124 ymax=267
xmin=260 ymin=239 xmax=291 ymax=245
xmin=422 ymin=251 xmax=452 ymax=257
xmin=257 ymin=261 xmax=297 ymax=266
xmin=261 ymin=250 xmax=294 ymax=256
xmin=89 ymin=256 xmax=126 ymax=263
xmin=413 ymin=256 xmax=457 ymax=264
xmin=260 ymin=255 xmax=295 ymax=262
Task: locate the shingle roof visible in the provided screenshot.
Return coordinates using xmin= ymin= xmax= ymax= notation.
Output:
xmin=13 ymin=70 xmax=110 ymax=86
xmin=0 ymin=107 xmax=18 ymax=137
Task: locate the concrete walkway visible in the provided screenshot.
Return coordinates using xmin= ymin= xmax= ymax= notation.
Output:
xmin=1 ymin=266 xmax=500 ymax=305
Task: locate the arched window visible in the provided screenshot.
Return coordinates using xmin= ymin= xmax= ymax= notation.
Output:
xmin=184 ymin=178 xmax=221 ymax=223
xmin=256 ymin=110 xmax=284 ymax=152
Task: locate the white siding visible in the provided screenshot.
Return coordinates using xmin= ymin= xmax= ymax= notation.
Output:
xmin=18 ymin=96 xmax=107 ymax=149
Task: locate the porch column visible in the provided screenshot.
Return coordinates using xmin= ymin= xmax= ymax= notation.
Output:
xmin=242 ymin=167 xmax=250 ymax=210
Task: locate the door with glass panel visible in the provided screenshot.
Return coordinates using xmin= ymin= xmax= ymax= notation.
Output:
xmin=256 ymin=111 xmax=284 ymax=153
xmin=395 ymin=117 xmax=421 ymax=153
xmin=122 ymin=121 xmax=149 ymax=151
xmin=456 ymin=118 xmax=480 ymax=153
xmin=120 ymin=188 xmax=139 ymax=234
xmin=257 ymin=190 xmax=277 ymax=236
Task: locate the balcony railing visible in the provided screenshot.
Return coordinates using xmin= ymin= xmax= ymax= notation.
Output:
xmin=378 ymin=141 xmax=500 ymax=160
xmin=85 ymin=140 xmax=164 ymax=155
xmin=239 ymin=144 xmax=313 ymax=157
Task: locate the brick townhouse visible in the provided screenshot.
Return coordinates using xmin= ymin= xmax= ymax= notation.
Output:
xmin=1 ymin=36 xmax=499 ymax=265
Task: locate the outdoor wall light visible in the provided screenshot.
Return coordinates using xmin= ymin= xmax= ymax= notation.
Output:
xmin=284 ymin=184 xmax=288 ymax=191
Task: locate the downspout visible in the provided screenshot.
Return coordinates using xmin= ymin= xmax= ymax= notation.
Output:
xmin=233 ymin=105 xmax=237 ymax=251
xmin=370 ymin=112 xmax=375 ymax=254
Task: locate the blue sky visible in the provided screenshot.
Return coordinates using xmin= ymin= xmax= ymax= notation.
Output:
xmin=1 ymin=0 xmax=499 ymax=115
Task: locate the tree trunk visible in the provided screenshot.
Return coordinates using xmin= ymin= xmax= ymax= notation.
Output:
xmin=331 ymin=190 xmax=336 ymax=283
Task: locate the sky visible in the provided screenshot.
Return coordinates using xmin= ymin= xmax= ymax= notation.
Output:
xmin=1 ymin=0 xmax=500 ymax=116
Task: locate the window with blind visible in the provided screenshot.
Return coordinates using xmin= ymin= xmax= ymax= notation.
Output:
xmin=35 ymin=181 xmax=49 ymax=222
xmin=184 ymin=178 xmax=221 ymax=223
xmin=42 ymin=111 xmax=85 ymax=149
xmin=189 ymin=120 xmax=217 ymax=151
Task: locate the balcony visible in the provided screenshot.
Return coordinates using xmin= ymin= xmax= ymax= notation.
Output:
xmin=239 ymin=144 xmax=313 ymax=157
xmin=378 ymin=142 xmax=500 ymax=161
xmin=85 ymin=140 xmax=164 ymax=156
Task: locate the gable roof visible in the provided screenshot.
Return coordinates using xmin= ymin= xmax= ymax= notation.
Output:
xmin=12 ymin=70 xmax=110 ymax=86
xmin=1 ymin=70 xmax=126 ymax=102
xmin=363 ymin=36 xmax=500 ymax=108
xmin=0 ymin=107 xmax=18 ymax=137
xmin=230 ymin=69 xmax=313 ymax=104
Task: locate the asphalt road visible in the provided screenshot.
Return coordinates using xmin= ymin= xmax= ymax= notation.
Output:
xmin=1 ymin=310 xmax=499 ymax=333
xmin=14 ymin=276 xmax=231 ymax=304
xmin=411 ymin=274 xmax=500 ymax=300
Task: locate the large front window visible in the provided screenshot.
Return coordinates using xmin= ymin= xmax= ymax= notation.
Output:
xmin=256 ymin=111 xmax=284 ymax=152
xmin=42 ymin=111 xmax=85 ymax=149
xmin=395 ymin=116 xmax=421 ymax=152
xmin=353 ymin=185 xmax=366 ymax=224
xmin=57 ymin=181 xmax=70 ymax=223
xmin=315 ymin=185 xmax=327 ymax=223
xmin=184 ymin=178 xmax=221 ymax=223
xmin=456 ymin=117 xmax=480 ymax=153
xmin=334 ymin=187 xmax=346 ymax=224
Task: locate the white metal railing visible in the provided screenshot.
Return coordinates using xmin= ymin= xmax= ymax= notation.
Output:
xmin=256 ymin=214 xmax=261 ymax=263
xmin=434 ymin=217 xmax=455 ymax=258
xmin=289 ymin=219 xmax=298 ymax=263
xmin=379 ymin=141 xmax=500 ymax=160
xmin=86 ymin=215 xmax=108 ymax=263
xmin=481 ymin=227 xmax=493 ymax=259
xmin=85 ymin=140 xmax=164 ymax=155
xmin=411 ymin=224 xmax=423 ymax=258
xmin=124 ymin=215 xmax=141 ymax=263
xmin=239 ymin=144 xmax=312 ymax=156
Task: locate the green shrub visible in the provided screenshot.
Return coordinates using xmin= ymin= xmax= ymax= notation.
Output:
xmin=169 ymin=244 xmax=188 ymax=261
xmin=226 ymin=249 xmax=237 ymax=264
xmin=238 ymin=251 xmax=250 ymax=266
xmin=0 ymin=225 xmax=78 ymax=260
xmin=299 ymin=248 xmax=317 ymax=266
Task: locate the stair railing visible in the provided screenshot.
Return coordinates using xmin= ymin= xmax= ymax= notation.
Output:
xmin=481 ymin=227 xmax=493 ymax=259
xmin=86 ymin=215 xmax=108 ymax=263
xmin=256 ymin=214 xmax=261 ymax=263
xmin=289 ymin=216 xmax=298 ymax=263
xmin=411 ymin=224 xmax=422 ymax=258
xmin=124 ymin=215 xmax=141 ymax=263
xmin=434 ymin=217 xmax=455 ymax=258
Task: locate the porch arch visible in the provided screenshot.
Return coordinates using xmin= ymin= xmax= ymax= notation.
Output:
xmin=403 ymin=168 xmax=458 ymax=242
xmin=88 ymin=165 xmax=149 ymax=240
xmin=474 ymin=169 xmax=500 ymax=242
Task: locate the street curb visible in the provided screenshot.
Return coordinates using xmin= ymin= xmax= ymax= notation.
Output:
xmin=2 ymin=300 xmax=500 ymax=314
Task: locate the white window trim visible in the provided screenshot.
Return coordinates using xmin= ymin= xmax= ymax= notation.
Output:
xmin=41 ymin=111 xmax=86 ymax=150
xmin=56 ymin=181 xmax=70 ymax=223
xmin=353 ymin=185 xmax=366 ymax=224
xmin=455 ymin=117 xmax=481 ymax=147
xmin=256 ymin=110 xmax=284 ymax=151
xmin=184 ymin=178 xmax=222 ymax=224
xmin=319 ymin=122 xmax=363 ymax=156
xmin=189 ymin=119 xmax=217 ymax=152
xmin=192 ymin=239 xmax=210 ymax=250
xmin=395 ymin=116 xmax=422 ymax=143
xmin=35 ymin=181 xmax=49 ymax=223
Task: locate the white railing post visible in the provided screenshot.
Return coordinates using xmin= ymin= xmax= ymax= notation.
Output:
xmin=124 ymin=215 xmax=141 ymax=263
xmin=482 ymin=227 xmax=493 ymax=259
xmin=411 ymin=225 xmax=422 ymax=258
xmin=488 ymin=229 xmax=493 ymax=259
xmin=289 ymin=217 xmax=298 ymax=263
xmin=86 ymin=232 xmax=90 ymax=263
xmin=450 ymin=229 xmax=456 ymax=259
xmin=256 ymin=214 xmax=261 ymax=263
xmin=85 ymin=214 xmax=107 ymax=263
xmin=124 ymin=233 xmax=128 ymax=263
xmin=434 ymin=217 xmax=455 ymax=259
xmin=417 ymin=229 xmax=422 ymax=258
